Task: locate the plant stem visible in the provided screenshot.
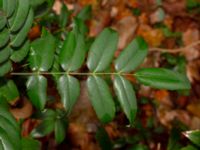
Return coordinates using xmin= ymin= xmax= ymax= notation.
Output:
xmin=149 ymin=40 xmax=200 ymax=53
xmin=10 ymin=72 xmax=134 ymax=76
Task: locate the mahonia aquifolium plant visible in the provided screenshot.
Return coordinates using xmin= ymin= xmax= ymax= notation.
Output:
xmin=0 ymin=0 xmax=191 ymax=149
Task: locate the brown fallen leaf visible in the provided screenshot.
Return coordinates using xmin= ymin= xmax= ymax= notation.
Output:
xmin=113 ymin=16 xmax=138 ymax=50
xmin=10 ymin=97 xmax=33 ymax=120
xmin=187 ymin=102 xmax=200 ymax=118
xmin=187 ymin=60 xmax=200 ymax=82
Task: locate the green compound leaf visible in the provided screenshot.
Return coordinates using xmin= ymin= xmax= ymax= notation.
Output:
xmin=33 ymin=109 xmax=56 ymax=120
xmin=0 ymin=28 xmax=10 ymax=48
xmin=0 ymin=126 xmax=19 ymax=150
xmin=113 ymin=75 xmax=137 ymax=125
xmin=0 ymin=80 xmax=19 ymax=102
xmin=5 ymin=0 xmax=16 ymax=18
xmin=10 ymin=40 xmax=30 ymax=63
xmin=0 ymin=0 xmax=2 ymax=8
xmin=87 ymin=28 xmax=118 ymax=72
xmin=59 ymin=31 xmax=85 ymax=71
xmin=29 ymin=32 xmax=56 ymax=71
xmin=0 ymin=15 xmax=7 ymax=30
xmin=0 ymin=116 xmax=21 ymax=150
xmin=135 ymin=68 xmax=191 ymax=90
xmin=73 ymin=17 xmax=89 ymax=36
xmin=10 ymin=0 xmax=30 ymax=32
xmin=186 ymin=0 xmax=200 ymax=9
xmin=29 ymin=0 xmax=46 ymax=8
xmin=30 ymin=118 xmax=55 ymax=138
xmin=27 ymin=109 xmax=56 ymax=146
xmin=2 ymin=0 xmax=7 ymax=12
xmin=30 ymin=0 xmax=54 ymax=18
xmin=0 ymin=46 xmax=11 ymax=64
xmin=55 ymin=119 xmax=67 ymax=144
xmin=95 ymin=127 xmax=113 ymax=150
xmin=26 ymin=75 xmax=47 ymax=110
xmin=115 ymin=36 xmax=148 ymax=72
xmin=57 ymin=75 xmax=80 ymax=114
xmin=0 ymin=99 xmax=20 ymax=131
xmin=181 ymin=145 xmax=198 ymax=150
xmin=51 ymin=55 xmax=61 ymax=81
xmin=21 ymin=137 xmax=41 ymax=150
xmin=59 ymin=3 xmax=71 ymax=28
xmin=0 ymin=99 xmax=21 ymax=150
xmin=11 ymin=8 xmax=34 ymax=48
xmin=87 ymin=76 xmax=116 ymax=123
xmin=0 ymin=60 xmax=12 ymax=77
xmin=184 ymin=130 xmax=200 ymax=147
xmin=77 ymin=5 xmax=92 ymax=21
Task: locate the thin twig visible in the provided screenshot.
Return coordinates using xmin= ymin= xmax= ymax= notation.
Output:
xmin=10 ymin=72 xmax=134 ymax=76
xmin=149 ymin=40 xmax=200 ymax=53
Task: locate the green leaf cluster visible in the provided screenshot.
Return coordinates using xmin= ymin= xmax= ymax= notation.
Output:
xmin=31 ymin=109 xmax=68 ymax=144
xmin=0 ymin=98 xmax=41 ymax=150
xmin=25 ymin=26 xmax=190 ymax=126
xmin=0 ymin=2 xmax=192 ymax=146
xmin=186 ymin=0 xmax=200 ymax=10
xmin=0 ymin=0 xmax=34 ymax=76
xmin=184 ymin=130 xmax=200 ymax=147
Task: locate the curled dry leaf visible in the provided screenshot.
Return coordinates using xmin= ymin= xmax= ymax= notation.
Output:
xmin=28 ymin=25 xmax=41 ymax=40
xmin=10 ymin=98 xmax=33 ymax=120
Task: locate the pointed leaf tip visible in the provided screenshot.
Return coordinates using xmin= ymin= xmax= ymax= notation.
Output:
xmin=87 ymin=76 xmax=116 ymax=123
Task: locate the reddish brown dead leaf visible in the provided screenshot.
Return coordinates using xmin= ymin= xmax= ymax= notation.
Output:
xmin=28 ymin=25 xmax=41 ymax=40
xmin=176 ymin=96 xmax=188 ymax=108
xmin=153 ymin=90 xmax=172 ymax=107
xmin=113 ymin=16 xmax=138 ymax=50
